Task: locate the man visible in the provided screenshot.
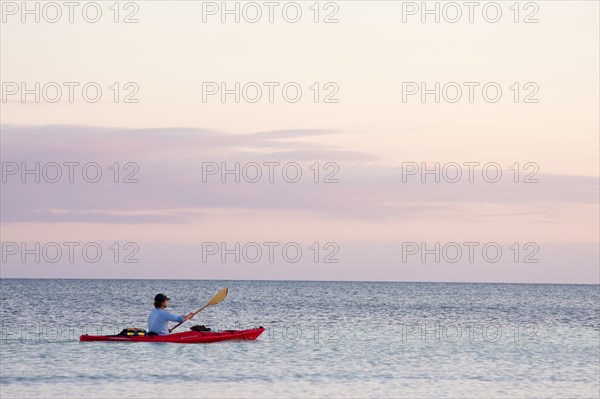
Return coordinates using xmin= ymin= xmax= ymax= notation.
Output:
xmin=148 ymin=293 xmax=194 ymax=335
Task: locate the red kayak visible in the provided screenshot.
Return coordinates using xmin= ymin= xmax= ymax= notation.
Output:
xmin=80 ymin=327 xmax=264 ymax=344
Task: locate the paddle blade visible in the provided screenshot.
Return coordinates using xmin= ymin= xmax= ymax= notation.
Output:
xmin=208 ymin=287 xmax=228 ymax=305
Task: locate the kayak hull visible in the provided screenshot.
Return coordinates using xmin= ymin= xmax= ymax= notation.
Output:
xmin=80 ymin=327 xmax=264 ymax=343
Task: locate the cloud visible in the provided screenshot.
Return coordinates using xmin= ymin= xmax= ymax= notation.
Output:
xmin=1 ymin=124 xmax=598 ymax=224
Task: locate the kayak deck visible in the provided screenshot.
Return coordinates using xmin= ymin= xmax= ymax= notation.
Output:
xmin=80 ymin=327 xmax=264 ymax=343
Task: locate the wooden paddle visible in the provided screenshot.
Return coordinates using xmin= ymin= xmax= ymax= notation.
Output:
xmin=169 ymin=287 xmax=228 ymax=333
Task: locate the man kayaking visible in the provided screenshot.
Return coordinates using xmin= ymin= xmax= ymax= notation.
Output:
xmin=148 ymin=293 xmax=194 ymax=335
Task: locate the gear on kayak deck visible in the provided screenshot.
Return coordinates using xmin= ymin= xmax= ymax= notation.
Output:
xmin=190 ymin=325 xmax=211 ymax=332
xmin=117 ymin=328 xmax=147 ymax=336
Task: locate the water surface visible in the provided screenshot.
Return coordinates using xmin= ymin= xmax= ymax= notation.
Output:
xmin=1 ymin=279 xmax=598 ymax=398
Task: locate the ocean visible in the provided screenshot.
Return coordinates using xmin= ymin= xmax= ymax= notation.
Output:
xmin=1 ymin=279 xmax=598 ymax=398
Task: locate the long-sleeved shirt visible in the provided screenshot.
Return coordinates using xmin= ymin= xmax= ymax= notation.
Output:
xmin=147 ymin=308 xmax=184 ymax=335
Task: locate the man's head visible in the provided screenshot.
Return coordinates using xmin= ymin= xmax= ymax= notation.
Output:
xmin=154 ymin=293 xmax=170 ymax=309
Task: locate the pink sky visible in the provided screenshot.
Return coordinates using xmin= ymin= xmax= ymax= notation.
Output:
xmin=1 ymin=2 xmax=598 ymax=283
xmin=1 ymin=126 xmax=598 ymax=283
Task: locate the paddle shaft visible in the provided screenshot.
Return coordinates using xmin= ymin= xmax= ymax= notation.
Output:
xmin=167 ymin=288 xmax=228 ymax=333
xmin=169 ymin=303 xmax=209 ymax=333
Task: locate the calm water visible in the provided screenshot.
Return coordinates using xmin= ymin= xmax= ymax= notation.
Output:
xmin=0 ymin=279 xmax=598 ymax=398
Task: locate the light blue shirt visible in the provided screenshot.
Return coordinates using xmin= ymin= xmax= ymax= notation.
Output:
xmin=148 ymin=308 xmax=184 ymax=335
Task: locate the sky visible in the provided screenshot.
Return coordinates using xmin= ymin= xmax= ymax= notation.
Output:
xmin=1 ymin=1 xmax=598 ymax=283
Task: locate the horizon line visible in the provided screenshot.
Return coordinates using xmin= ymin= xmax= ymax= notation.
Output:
xmin=1 ymin=277 xmax=598 ymax=286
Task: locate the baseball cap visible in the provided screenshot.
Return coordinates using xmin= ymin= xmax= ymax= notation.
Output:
xmin=154 ymin=293 xmax=170 ymax=302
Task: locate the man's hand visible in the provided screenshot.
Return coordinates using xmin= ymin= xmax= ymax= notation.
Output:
xmin=184 ymin=313 xmax=194 ymax=321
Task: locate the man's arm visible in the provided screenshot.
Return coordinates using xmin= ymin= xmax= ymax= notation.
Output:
xmin=165 ymin=310 xmax=194 ymax=322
